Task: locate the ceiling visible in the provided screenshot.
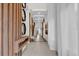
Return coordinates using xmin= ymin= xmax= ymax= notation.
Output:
xmin=27 ymin=3 xmax=48 ymax=21
xmin=27 ymin=3 xmax=47 ymax=11
xmin=27 ymin=3 xmax=48 ymax=15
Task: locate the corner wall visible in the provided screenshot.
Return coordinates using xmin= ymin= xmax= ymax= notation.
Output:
xmin=47 ymin=3 xmax=57 ymax=50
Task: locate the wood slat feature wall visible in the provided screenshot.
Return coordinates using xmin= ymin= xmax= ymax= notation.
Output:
xmin=3 ymin=3 xmax=9 ymax=56
xmin=8 ymin=3 xmax=13 ymax=56
xmin=17 ymin=4 xmax=22 ymax=39
xmin=13 ymin=3 xmax=17 ymax=55
xmin=0 ymin=4 xmax=3 ymax=56
xmin=0 ymin=3 xmax=26 ymax=56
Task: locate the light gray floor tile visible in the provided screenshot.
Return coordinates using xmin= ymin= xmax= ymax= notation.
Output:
xmin=22 ymin=42 xmax=57 ymax=56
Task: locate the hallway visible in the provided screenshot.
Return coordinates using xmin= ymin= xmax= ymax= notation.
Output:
xmin=1 ymin=3 xmax=79 ymax=56
xmin=22 ymin=42 xmax=57 ymax=56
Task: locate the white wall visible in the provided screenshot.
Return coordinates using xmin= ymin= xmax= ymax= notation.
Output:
xmin=47 ymin=4 xmax=56 ymax=50
xmin=57 ymin=3 xmax=79 ymax=56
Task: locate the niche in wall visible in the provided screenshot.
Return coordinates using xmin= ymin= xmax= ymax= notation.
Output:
xmin=22 ymin=23 xmax=26 ymax=35
xmin=21 ymin=3 xmax=27 ymax=37
xmin=22 ymin=9 xmax=26 ymax=21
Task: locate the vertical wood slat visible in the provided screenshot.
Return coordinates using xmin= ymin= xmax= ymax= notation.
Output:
xmin=16 ymin=4 xmax=18 ymax=40
xmin=18 ymin=4 xmax=21 ymax=40
xmin=11 ymin=3 xmax=22 ymax=55
xmin=17 ymin=4 xmax=19 ymax=40
xmin=19 ymin=4 xmax=22 ymax=55
xmin=16 ymin=4 xmax=21 ymax=40
xmin=12 ymin=3 xmax=17 ymax=56
xmin=19 ymin=4 xmax=22 ymax=39
xmin=0 ymin=4 xmax=2 ymax=56
xmin=0 ymin=3 xmax=22 ymax=56
xmin=8 ymin=3 xmax=13 ymax=56
xmin=15 ymin=4 xmax=22 ymax=55
xmin=13 ymin=4 xmax=18 ymax=55
xmin=3 ymin=3 xmax=9 ymax=56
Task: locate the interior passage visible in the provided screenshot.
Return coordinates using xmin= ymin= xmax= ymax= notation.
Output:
xmin=22 ymin=42 xmax=57 ymax=56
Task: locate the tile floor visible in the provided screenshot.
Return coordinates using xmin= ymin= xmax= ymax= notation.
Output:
xmin=22 ymin=42 xmax=57 ymax=56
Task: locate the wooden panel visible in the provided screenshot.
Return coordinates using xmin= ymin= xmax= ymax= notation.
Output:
xmin=16 ymin=4 xmax=22 ymax=40
xmin=8 ymin=3 xmax=13 ymax=56
xmin=0 ymin=4 xmax=3 ymax=56
xmin=16 ymin=4 xmax=19 ymax=40
xmin=18 ymin=4 xmax=22 ymax=39
xmin=0 ymin=3 xmax=26 ymax=56
xmin=3 ymin=3 xmax=9 ymax=56
xmin=13 ymin=3 xmax=17 ymax=55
